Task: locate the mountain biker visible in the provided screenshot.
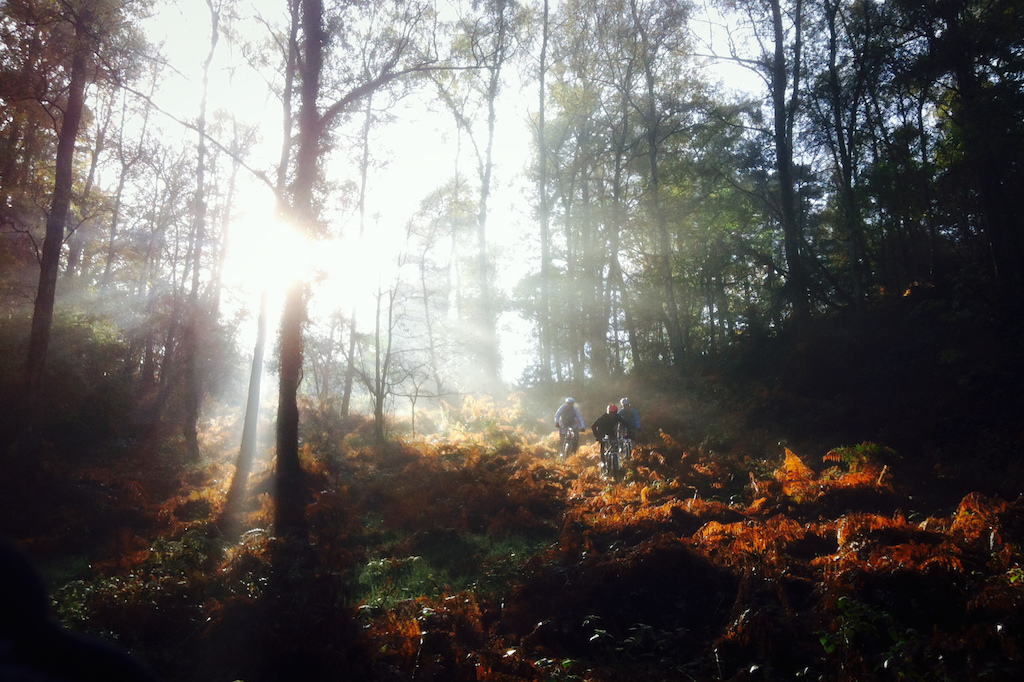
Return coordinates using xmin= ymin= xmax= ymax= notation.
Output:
xmin=617 ymin=397 xmax=641 ymax=440
xmin=591 ymin=403 xmax=629 ymax=455
xmin=554 ymin=397 xmax=585 ymax=453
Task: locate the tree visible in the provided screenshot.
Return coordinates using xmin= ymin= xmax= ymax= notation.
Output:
xmin=100 ymin=74 xmax=157 ymax=288
xmin=896 ymin=0 xmax=1024 ymax=297
xmin=341 ymin=93 xmax=382 ymax=418
xmin=21 ymin=2 xmax=145 ymax=423
xmin=183 ymin=0 xmax=227 ymax=462
xmin=369 ymin=278 xmax=401 ymax=443
xmin=63 ymin=84 xmax=114 ymax=280
xmin=435 ymin=0 xmax=528 ymax=388
xmin=405 ymin=180 xmax=470 ymax=406
xmin=628 ymin=0 xmax=693 ymax=364
xmin=806 ymin=0 xmax=873 ymax=311
xmin=535 ymin=0 xmax=553 ymax=383
xmin=534 ymin=0 xmax=707 ymax=377
xmin=715 ymin=0 xmax=811 ymax=330
xmin=0 ymin=0 xmax=151 ymax=450
xmin=543 ymin=0 xmax=604 ymax=382
xmin=273 ymin=0 xmax=441 ymax=536
xmin=22 ymin=4 xmax=92 ymax=419
xmin=220 ymin=291 xmax=268 ymax=534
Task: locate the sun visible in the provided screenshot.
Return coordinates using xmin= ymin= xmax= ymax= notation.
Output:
xmin=221 ymin=184 xmax=314 ymax=320
xmin=222 ymin=180 xmax=411 ymax=339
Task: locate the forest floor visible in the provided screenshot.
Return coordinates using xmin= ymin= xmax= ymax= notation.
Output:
xmin=3 ymin=296 xmax=1024 ymax=681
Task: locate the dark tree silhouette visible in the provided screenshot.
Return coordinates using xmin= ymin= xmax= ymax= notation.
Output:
xmin=23 ymin=7 xmax=93 ymax=421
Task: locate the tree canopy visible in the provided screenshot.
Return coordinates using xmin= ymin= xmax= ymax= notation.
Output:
xmin=2 ymin=0 xmax=1021 ymax=421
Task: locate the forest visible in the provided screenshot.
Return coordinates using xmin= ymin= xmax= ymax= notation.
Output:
xmin=1 ymin=0 xmax=1023 ymax=680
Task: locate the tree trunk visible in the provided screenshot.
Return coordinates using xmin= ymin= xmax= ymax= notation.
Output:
xmin=560 ymin=179 xmax=583 ymax=383
xmin=610 ymin=89 xmax=641 ymax=368
xmin=24 ymin=9 xmax=92 ymax=416
xmin=372 ymin=289 xmax=386 ymax=443
xmin=537 ymin=0 xmax=552 ymax=384
xmin=477 ymin=60 xmax=501 ymax=386
xmin=823 ymin=0 xmax=868 ymax=313
xmin=183 ymin=2 xmax=219 ymax=463
xmin=947 ymin=37 xmax=1023 ymax=296
xmin=274 ymin=0 xmax=323 ymax=540
xmin=343 ymin=94 xmax=375 ymax=417
xmin=631 ymin=0 xmax=685 ymax=366
xmin=771 ymin=0 xmax=810 ymax=330
xmin=275 ymin=280 xmax=306 ymax=536
xmin=341 ymin=316 xmax=357 ymax=417
xmin=65 ymin=91 xmax=111 ymax=279
xmin=221 ymin=290 xmax=268 ymax=534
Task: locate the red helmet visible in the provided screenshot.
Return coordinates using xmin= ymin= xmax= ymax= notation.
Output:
xmin=607 ymin=404 xmax=618 ymax=413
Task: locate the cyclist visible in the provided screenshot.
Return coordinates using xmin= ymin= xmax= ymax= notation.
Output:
xmin=554 ymin=397 xmax=585 ymax=454
xmin=617 ymin=397 xmax=641 ymax=440
xmin=591 ymin=403 xmax=629 ymax=456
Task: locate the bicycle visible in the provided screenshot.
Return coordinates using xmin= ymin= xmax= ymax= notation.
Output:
xmin=600 ymin=435 xmax=622 ymax=480
xmin=616 ymin=423 xmax=634 ymax=463
xmin=559 ymin=426 xmax=580 ymax=459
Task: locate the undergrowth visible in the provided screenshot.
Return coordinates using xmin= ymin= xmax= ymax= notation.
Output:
xmin=8 ymin=393 xmax=1023 ymax=681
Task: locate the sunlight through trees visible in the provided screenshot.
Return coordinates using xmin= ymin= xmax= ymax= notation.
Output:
xmin=2 ymin=0 xmax=1023 ymax=679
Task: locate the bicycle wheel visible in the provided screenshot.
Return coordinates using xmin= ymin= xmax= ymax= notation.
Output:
xmin=561 ymin=430 xmax=578 ymax=459
xmin=603 ymin=440 xmax=621 ymax=480
xmin=620 ymin=438 xmax=633 ymax=462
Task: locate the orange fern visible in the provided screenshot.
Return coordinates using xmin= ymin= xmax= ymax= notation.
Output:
xmin=776 ymin=448 xmax=818 ymax=502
